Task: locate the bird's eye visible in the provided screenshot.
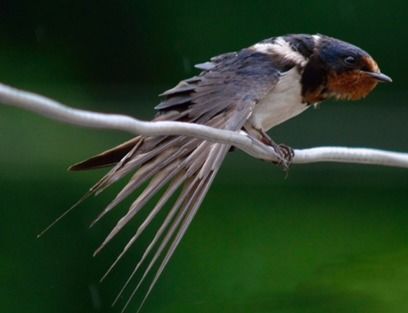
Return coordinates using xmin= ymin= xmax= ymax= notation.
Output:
xmin=344 ymin=56 xmax=356 ymax=65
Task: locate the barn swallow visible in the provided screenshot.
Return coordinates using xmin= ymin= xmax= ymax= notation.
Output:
xmin=68 ymin=34 xmax=391 ymax=310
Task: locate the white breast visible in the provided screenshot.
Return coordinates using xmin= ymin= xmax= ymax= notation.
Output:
xmin=250 ymin=67 xmax=309 ymax=131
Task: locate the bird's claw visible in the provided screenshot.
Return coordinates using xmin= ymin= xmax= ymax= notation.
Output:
xmin=278 ymin=144 xmax=294 ymax=162
xmin=250 ymin=129 xmax=294 ymax=170
xmin=272 ymin=144 xmax=294 ymax=171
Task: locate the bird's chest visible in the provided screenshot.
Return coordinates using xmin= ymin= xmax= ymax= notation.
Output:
xmin=250 ymin=68 xmax=309 ymax=131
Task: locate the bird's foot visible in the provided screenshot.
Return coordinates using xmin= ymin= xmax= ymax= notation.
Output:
xmin=244 ymin=126 xmax=294 ymax=170
xmin=258 ymin=132 xmax=294 ymax=169
xmin=272 ymin=143 xmax=294 ymax=170
xmin=277 ymin=144 xmax=294 ymax=162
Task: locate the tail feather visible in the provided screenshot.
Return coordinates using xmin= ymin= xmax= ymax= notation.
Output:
xmin=111 ymin=176 xmax=197 ymax=307
xmin=100 ymin=173 xmax=186 ymax=282
xmin=69 ymin=137 xmax=142 ymax=171
xmin=95 ymin=140 xmax=209 ymax=254
xmin=74 ymin=137 xmax=185 ymax=216
xmin=64 ymin=112 xmax=232 ymax=311
xmin=69 ymin=109 xmax=191 ymax=172
xmin=131 ymin=166 xmax=221 ymax=313
xmin=90 ymin=146 xmax=184 ymax=228
xmin=91 ymin=137 xmax=201 ymax=229
xmin=37 ymin=138 xmax=144 ymax=238
xmin=121 ymin=177 xmax=206 ymax=313
xmin=94 ymin=162 xmax=180 ymax=255
xmin=113 ymin=144 xmax=228 ymax=312
xmin=91 ymin=136 xmax=183 ymax=197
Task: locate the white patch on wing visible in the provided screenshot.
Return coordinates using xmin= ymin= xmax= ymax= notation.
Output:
xmin=313 ymin=34 xmax=321 ymax=45
xmin=252 ymin=37 xmax=307 ymax=66
xmin=250 ymin=67 xmax=309 ymax=131
xmin=195 ymin=61 xmax=214 ymax=71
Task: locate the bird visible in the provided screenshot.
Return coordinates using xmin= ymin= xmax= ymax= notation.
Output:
xmin=65 ymin=33 xmax=391 ymax=311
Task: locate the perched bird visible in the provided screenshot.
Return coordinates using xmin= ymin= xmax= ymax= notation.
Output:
xmin=67 ymin=33 xmax=391 ymax=311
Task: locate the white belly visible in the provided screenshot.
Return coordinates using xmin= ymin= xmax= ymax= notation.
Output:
xmin=250 ymin=67 xmax=309 ymax=131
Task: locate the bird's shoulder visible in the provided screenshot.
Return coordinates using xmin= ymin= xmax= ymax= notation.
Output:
xmin=155 ymin=44 xmax=299 ymax=112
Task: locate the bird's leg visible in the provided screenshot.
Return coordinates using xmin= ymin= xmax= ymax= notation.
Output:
xmin=259 ymin=130 xmax=294 ymax=167
xmin=245 ymin=126 xmax=294 ymax=169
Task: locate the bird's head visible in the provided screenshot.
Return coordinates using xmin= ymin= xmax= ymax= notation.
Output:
xmin=301 ymin=35 xmax=392 ymax=103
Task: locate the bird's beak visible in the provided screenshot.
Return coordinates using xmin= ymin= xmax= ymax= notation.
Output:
xmin=361 ymin=71 xmax=393 ymax=83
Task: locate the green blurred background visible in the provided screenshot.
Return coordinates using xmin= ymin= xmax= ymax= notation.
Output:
xmin=1 ymin=1 xmax=408 ymax=312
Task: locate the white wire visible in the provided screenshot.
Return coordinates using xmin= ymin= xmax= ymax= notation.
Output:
xmin=1 ymin=82 xmax=408 ymax=168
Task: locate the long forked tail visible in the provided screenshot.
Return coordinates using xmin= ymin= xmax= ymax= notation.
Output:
xmin=68 ymin=113 xmax=230 ymax=312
